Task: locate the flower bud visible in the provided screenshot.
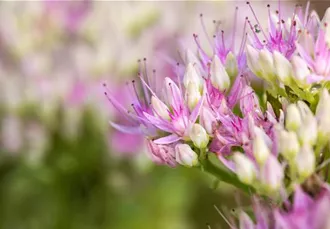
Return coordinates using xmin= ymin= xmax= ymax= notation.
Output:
xmin=278 ymin=129 xmax=300 ymax=161
xmin=273 ymin=51 xmax=293 ymax=85
xmin=316 ymin=89 xmax=330 ymax=139
xmin=285 ymin=104 xmax=302 ymax=132
xmin=291 ymin=55 xmax=310 ymax=88
xmin=210 ymin=55 xmax=230 ymax=91
xmin=200 ymin=107 xmax=217 ymax=135
xmin=189 ymin=123 xmax=209 ymax=149
xmin=297 ymin=101 xmax=313 ymax=120
xmin=246 ymin=44 xmax=261 ymax=77
xmin=297 ymin=114 xmax=317 ymax=145
xmin=296 ymin=144 xmax=315 ymax=180
xmin=233 ymin=152 xmax=256 ymax=185
xmin=186 ymin=82 xmax=201 ymax=110
xmin=259 ymin=48 xmax=276 ymax=81
xmin=260 ymin=154 xmax=284 ymax=193
xmin=225 ymin=52 xmax=238 ymax=78
xmin=175 ymin=144 xmax=199 ymax=167
xmin=253 ymin=127 xmax=271 ymax=165
xmin=183 ymin=63 xmax=202 ymax=89
xmin=151 ymin=96 xmax=170 ymax=120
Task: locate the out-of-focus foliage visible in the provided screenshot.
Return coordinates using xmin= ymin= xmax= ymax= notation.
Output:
xmin=0 ymin=108 xmax=241 ymax=229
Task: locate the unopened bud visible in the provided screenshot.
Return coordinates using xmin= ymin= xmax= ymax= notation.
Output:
xmin=186 ymin=82 xmax=201 ymax=110
xmin=297 ymin=101 xmax=313 ymax=120
xmin=175 ymin=144 xmax=199 ymax=167
xmin=253 ymin=127 xmax=271 ymax=165
xmin=273 ymin=51 xmax=293 ymax=85
xmin=285 ymin=104 xmax=302 ymax=132
xmin=278 ymin=130 xmax=300 ymax=161
xmin=183 ymin=63 xmax=202 ymax=89
xmin=291 ymin=55 xmax=310 ymax=88
xmin=260 ymin=154 xmax=284 ymax=193
xmin=200 ymin=107 xmax=217 ymax=135
xmin=246 ymin=45 xmax=261 ymax=77
xmin=259 ymin=49 xmax=276 ymax=81
xmin=297 ymin=114 xmax=317 ymax=146
xmin=225 ymin=52 xmax=238 ymax=78
xmin=296 ymin=144 xmax=315 ymax=180
xmin=210 ymin=55 xmax=230 ymax=91
xmin=151 ymin=96 xmax=170 ymax=120
xmin=233 ymin=152 xmax=256 ymax=185
xmin=316 ymin=89 xmax=330 ymax=139
xmin=189 ymin=123 xmax=209 ymax=149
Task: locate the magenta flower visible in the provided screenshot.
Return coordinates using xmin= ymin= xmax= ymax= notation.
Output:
xmin=105 ymin=73 xmax=204 ymax=145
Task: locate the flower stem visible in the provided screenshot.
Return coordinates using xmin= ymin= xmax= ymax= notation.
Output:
xmin=200 ymin=159 xmax=254 ymax=195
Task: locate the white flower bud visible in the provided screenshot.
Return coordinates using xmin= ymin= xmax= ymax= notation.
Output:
xmin=291 ymin=55 xmax=310 ymax=88
xmin=200 ymin=107 xmax=216 ymax=135
xmin=183 ymin=63 xmax=202 ymax=89
xmin=278 ymin=129 xmax=300 ymax=160
xmin=246 ymin=45 xmax=261 ymax=77
xmin=225 ymin=52 xmax=238 ymax=78
xmin=273 ymin=51 xmax=293 ymax=85
xmin=259 ymin=48 xmax=276 ymax=81
xmin=210 ymin=55 xmax=230 ymax=91
xmin=260 ymin=154 xmax=284 ymax=192
xmin=253 ymin=127 xmax=271 ymax=165
xmin=297 ymin=101 xmax=313 ymax=120
xmin=189 ymin=123 xmax=209 ymax=149
xmin=298 ymin=114 xmax=317 ymax=145
xmin=175 ymin=144 xmax=199 ymax=167
xmin=316 ymin=89 xmax=330 ymax=138
xmin=233 ymin=152 xmax=256 ymax=185
xmin=285 ymin=104 xmax=302 ymax=132
xmin=151 ymin=96 xmax=170 ymax=120
xmin=296 ymin=144 xmax=315 ymax=180
xmin=186 ymin=82 xmax=201 ymax=110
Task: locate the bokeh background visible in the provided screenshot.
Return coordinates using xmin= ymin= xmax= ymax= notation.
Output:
xmin=0 ymin=1 xmax=325 ymax=229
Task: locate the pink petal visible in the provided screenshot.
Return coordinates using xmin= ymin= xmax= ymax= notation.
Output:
xmin=154 ymin=134 xmax=181 ymax=145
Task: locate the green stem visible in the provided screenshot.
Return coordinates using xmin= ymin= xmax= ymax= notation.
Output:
xmin=200 ymin=159 xmax=254 ymax=195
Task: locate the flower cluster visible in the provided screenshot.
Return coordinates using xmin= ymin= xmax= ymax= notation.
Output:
xmin=108 ymin=1 xmax=330 ymax=228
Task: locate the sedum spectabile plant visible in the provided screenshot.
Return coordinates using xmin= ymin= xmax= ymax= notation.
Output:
xmin=107 ymin=1 xmax=330 ymax=228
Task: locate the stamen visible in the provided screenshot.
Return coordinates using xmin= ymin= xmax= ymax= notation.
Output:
xmin=138 ymin=73 xmax=158 ymax=98
xmin=193 ymin=33 xmax=209 ymax=64
xmin=132 ymin=79 xmax=143 ymax=106
xmin=152 ymin=69 xmax=157 ymax=92
xmin=247 ymin=1 xmax=269 ymax=42
xmin=141 ymin=58 xmax=151 ymax=104
xmin=231 ymin=7 xmax=239 ymax=51
xmin=200 ymin=13 xmax=213 ymax=49
xmin=247 ymin=20 xmax=263 ymax=47
xmin=278 ymin=0 xmax=282 ymax=30
xmin=238 ymin=18 xmax=248 ymax=57
xmin=103 ymin=83 xmax=135 ymax=122
xmin=221 ymin=30 xmax=226 ymax=52
xmin=175 ymin=62 xmax=183 ymax=95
